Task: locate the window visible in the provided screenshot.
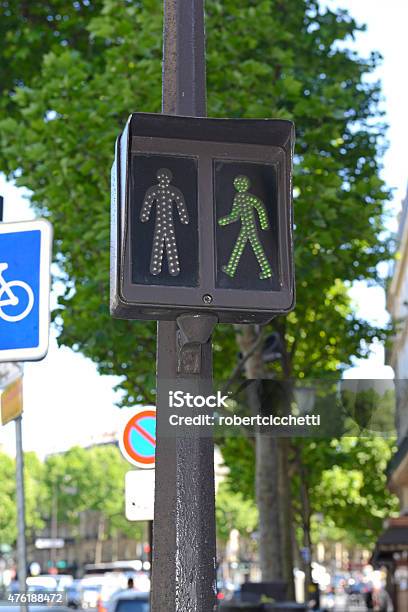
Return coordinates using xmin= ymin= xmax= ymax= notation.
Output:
xmin=115 ymin=598 xmax=149 ymax=612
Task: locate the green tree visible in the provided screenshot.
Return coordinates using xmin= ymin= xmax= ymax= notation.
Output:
xmin=44 ymin=445 xmax=144 ymax=562
xmin=310 ymin=437 xmax=399 ymax=547
xmin=0 ymin=452 xmax=16 ymax=546
xmin=216 ymin=481 xmax=258 ymax=545
xmin=220 ymin=387 xmax=398 ymax=585
xmin=0 ymin=0 xmax=391 ymax=584
xmin=0 ymin=451 xmax=46 ymax=546
xmin=25 ymin=452 xmax=48 ymax=540
xmin=0 ymin=0 xmax=389 ymax=389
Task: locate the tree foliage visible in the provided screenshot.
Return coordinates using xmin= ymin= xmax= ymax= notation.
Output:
xmin=0 ymin=0 xmax=395 ymax=559
xmin=301 ymin=436 xmax=399 ymax=548
xmin=0 ymin=451 xmax=47 ymax=546
xmin=0 ymin=0 xmax=390 ymax=396
xmin=216 ymin=481 xmax=258 ymax=544
xmin=0 ymin=445 xmax=145 ymax=547
xmin=43 ymin=445 xmax=144 ymax=540
xmin=220 ymin=387 xmax=399 ymax=548
xmin=0 ymin=453 xmax=17 ymax=545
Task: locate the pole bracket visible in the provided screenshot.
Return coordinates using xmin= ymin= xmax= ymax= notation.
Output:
xmin=176 ymin=313 xmax=218 ymax=375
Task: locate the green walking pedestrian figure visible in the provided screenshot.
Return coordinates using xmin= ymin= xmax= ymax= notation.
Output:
xmin=218 ymin=175 xmax=273 ymax=279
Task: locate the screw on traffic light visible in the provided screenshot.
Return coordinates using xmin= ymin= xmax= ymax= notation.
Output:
xmin=110 ymin=113 xmax=295 ymax=324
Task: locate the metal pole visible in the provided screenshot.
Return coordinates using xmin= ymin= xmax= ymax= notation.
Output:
xmin=1 ymin=198 xmax=28 ymax=612
xmin=162 ymin=0 xmax=207 ymax=117
xmin=151 ymin=2 xmax=217 ymax=611
xmin=148 ymin=520 xmax=153 ymax=568
xmin=15 ymin=415 xmax=28 ymax=612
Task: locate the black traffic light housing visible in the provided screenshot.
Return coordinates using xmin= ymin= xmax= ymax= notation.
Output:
xmin=111 ymin=113 xmax=295 ymax=324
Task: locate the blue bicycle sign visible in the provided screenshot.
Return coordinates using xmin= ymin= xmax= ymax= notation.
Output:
xmin=0 ymin=263 xmax=34 ymax=323
xmin=0 ymin=220 xmax=52 ymax=362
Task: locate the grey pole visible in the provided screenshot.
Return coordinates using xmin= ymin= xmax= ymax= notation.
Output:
xmin=1 ymin=197 xmax=28 ymax=612
xmin=15 ymin=415 xmax=28 ymax=612
xmin=151 ymin=2 xmax=218 ymax=611
xmin=162 ymin=0 xmax=207 ymax=117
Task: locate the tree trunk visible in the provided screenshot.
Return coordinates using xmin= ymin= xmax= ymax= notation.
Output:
xmin=235 ymin=324 xmax=283 ymax=581
xmin=278 ymin=437 xmax=296 ymax=599
xmin=295 ymin=444 xmax=313 ymax=600
xmin=94 ymin=514 xmax=105 ymax=564
xmin=256 ymin=431 xmax=283 ymax=580
xmin=112 ymin=529 xmax=119 ymax=562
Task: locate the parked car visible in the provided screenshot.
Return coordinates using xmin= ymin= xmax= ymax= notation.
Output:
xmin=107 ymin=590 xmax=149 ymax=612
xmin=126 ymin=572 xmax=150 ymax=593
xmin=26 ymin=574 xmax=74 ymax=594
xmin=65 ymin=580 xmax=83 ymax=609
xmin=55 ymin=575 xmax=74 ymax=591
xmin=26 ymin=575 xmax=59 ymax=593
xmin=78 ymin=575 xmax=124 ymax=610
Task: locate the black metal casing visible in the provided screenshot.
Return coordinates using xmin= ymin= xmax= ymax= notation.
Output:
xmin=111 ymin=113 xmax=295 ymax=324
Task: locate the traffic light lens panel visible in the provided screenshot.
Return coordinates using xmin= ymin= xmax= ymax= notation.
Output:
xmin=214 ymin=161 xmax=280 ymax=291
xmin=130 ymin=154 xmax=199 ymax=287
xmin=111 ymin=114 xmax=294 ymax=322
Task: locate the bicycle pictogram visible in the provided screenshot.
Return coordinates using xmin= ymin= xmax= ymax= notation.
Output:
xmin=0 ymin=262 xmax=34 ymax=323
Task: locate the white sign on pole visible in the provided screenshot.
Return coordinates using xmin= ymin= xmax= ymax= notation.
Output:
xmin=125 ymin=470 xmax=155 ymax=522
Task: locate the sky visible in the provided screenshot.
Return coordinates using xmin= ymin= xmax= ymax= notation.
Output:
xmin=1 ymin=0 xmax=407 ymax=455
xmin=327 ymin=0 xmax=408 ymax=378
xmin=0 ymin=181 xmax=124 ymax=456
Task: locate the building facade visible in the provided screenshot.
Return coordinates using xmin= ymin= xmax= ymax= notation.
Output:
xmin=387 ymin=185 xmax=408 ymax=513
xmin=374 ymin=185 xmax=408 ymax=611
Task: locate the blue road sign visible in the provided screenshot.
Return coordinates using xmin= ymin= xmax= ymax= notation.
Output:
xmin=0 ymin=220 xmax=52 ymax=362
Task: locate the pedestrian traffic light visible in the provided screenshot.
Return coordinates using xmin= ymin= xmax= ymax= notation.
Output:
xmin=110 ymin=113 xmax=295 ymax=324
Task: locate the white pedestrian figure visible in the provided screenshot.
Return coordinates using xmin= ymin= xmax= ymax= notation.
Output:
xmin=140 ymin=168 xmax=189 ymax=276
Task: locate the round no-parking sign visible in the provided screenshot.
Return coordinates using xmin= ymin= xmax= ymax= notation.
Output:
xmin=119 ymin=407 xmax=156 ymax=469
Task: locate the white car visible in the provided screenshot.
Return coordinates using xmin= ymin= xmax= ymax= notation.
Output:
xmin=78 ymin=575 xmax=124 ymax=610
xmin=26 ymin=576 xmax=58 ymax=592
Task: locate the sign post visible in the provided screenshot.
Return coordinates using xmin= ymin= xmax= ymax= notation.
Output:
xmin=0 ymin=370 xmax=27 ymax=612
xmin=110 ymin=2 xmax=295 ymax=610
xmin=152 ymin=3 xmax=217 ymax=610
xmin=15 ymin=413 xmax=27 ymax=612
xmin=0 ymin=201 xmax=52 ymax=612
